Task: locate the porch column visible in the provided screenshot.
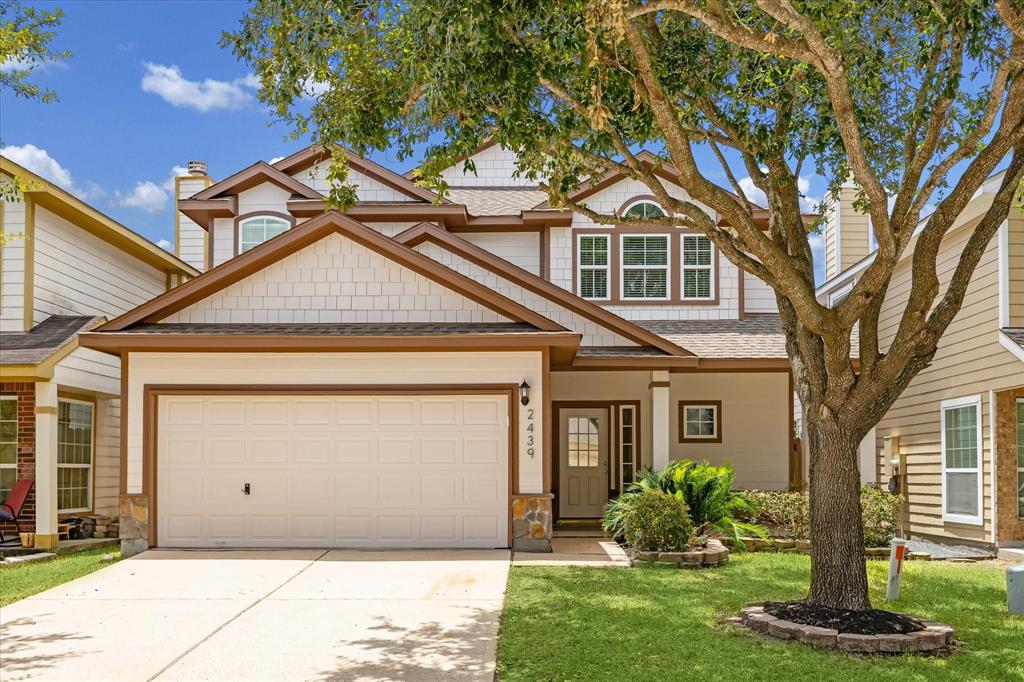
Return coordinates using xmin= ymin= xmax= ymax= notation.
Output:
xmin=651 ymin=370 xmax=671 ymax=470
xmin=34 ymin=381 xmax=59 ymax=548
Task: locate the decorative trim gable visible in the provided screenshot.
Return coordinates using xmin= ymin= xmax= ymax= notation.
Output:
xmin=393 ymin=221 xmax=694 ymax=357
xmin=191 ymin=161 xmax=321 ymax=201
xmin=98 ymin=212 xmax=566 ymax=333
xmin=272 ymin=144 xmax=442 ymax=204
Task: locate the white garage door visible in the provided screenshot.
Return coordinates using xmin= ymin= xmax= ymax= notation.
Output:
xmin=157 ymin=393 xmax=509 ymax=548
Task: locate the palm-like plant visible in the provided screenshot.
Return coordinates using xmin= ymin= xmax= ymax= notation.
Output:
xmin=622 ymin=460 xmax=767 ymax=547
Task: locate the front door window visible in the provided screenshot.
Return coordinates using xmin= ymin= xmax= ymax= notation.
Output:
xmin=559 ymin=408 xmax=609 ymax=518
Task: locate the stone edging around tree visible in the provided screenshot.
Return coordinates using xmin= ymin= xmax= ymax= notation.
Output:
xmin=734 ymin=604 xmax=955 ymax=654
xmin=626 ymin=539 xmax=730 ymax=568
xmin=727 ymin=537 xmax=935 ymax=561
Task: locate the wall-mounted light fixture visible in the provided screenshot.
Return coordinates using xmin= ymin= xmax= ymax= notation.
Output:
xmin=519 ymin=379 xmax=531 ymax=406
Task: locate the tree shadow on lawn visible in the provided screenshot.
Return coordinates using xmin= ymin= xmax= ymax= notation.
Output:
xmin=497 ymin=555 xmax=1024 ymax=682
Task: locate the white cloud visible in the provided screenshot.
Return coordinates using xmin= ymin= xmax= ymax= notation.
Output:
xmin=156 ymin=239 xmax=173 ymax=251
xmin=1 ymin=143 xmax=103 ymax=199
xmin=141 ymin=62 xmax=257 ymax=112
xmin=738 ymin=175 xmax=819 ymax=213
xmin=0 ymin=57 xmax=65 ymax=74
xmin=268 ymin=156 xmax=285 ymax=164
xmin=162 ymin=166 xmax=188 ymax=193
xmin=117 ymin=181 xmax=167 ymax=214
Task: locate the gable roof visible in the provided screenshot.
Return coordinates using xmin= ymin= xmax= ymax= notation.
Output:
xmin=273 ymin=144 xmax=442 ymax=204
xmin=191 ymin=160 xmax=321 ymax=201
xmin=97 ymin=211 xmax=565 ymax=333
xmin=0 ymin=157 xmax=197 ymax=276
xmin=393 ymin=222 xmax=694 ymax=357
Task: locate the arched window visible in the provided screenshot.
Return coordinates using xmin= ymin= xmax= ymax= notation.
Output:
xmin=238 ymin=215 xmax=290 ymax=253
xmin=622 ymin=200 xmax=667 ymax=219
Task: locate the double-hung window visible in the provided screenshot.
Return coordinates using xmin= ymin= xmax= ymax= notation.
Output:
xmin=57 ymin=398 xmax=93 ymax=513
xmin=621 ymin=235 xmax=669 ymax=300
xmin=0 ymin=397 xmax=16 ymax=502
xmin=681 ymin=235 xmax=714 ymax=300
xmin=940 ymin=396 xmax=983 ymax=525
xmin=577 ymin=235 xmax=610 ymax=300
xmin=239 ymin=216 xmax=290 ymax=253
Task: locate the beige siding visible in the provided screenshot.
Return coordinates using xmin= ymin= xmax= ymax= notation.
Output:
xmin=125 ymin=351 xmax=546 ymax=494
xmin=823 ymin=193 xmax=838 ymax=280
xmin=33 ymin=205 xmax=166 ymax=322
xmin=176 ymin=175 xmax=210 ymax=272
xmin=212 ymin=217 xmax=234 ymax=267
xmin=0 ymin=190 xmax=26 ymax=331
xmin=461 ymin=232 xmax=540 ymax=275
xmin=165 ymin=232 xmax=509 ymax=324
xmin=93 ymin=396 xmax=120 ymax=517
xmin=873 ymin=218 xmax=1023 ymax=543
xmin=670 ymin=371 xmax=791 ymax=490
xmin=238 ymin=184 xmax=291 ymax=216
xmin=823 ymin=186 xmax=872 ymax=280
xmin=1009 ymin=210 xmax=1024 ymax=326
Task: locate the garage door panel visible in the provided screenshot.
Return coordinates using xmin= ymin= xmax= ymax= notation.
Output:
xmin=158 ymin=393 xmax=508 ymax=548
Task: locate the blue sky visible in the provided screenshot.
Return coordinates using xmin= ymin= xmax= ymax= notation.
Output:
xmin=1 ymin=1 xmax=828 ymax=276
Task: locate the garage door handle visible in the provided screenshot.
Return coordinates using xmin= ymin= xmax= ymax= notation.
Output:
xmin=242 ymin=483 xmax=251 ymax=495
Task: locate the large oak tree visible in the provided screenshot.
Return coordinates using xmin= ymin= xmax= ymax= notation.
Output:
xmin=227 ymin=0 xmax=1024 ymax=610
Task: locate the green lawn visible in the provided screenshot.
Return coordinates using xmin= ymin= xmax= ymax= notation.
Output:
xmin=497 ymin=554 xmax=1024 ymax=681
xmin=0 ymin=547 xmax=121 ymax=607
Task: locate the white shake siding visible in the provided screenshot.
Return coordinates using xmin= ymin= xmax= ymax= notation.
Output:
xmin=439 ymin=145 xmax=533 ymax=187
xmin=238 ymin=184 xmax=292 ymax=216
xmin=292 ymin=160 xmax=417 ymax=202
xmin=32 ymin=206 xmax=165 ymax=322
xmin=744 ymin=274 xmax=779 ymax=314
xmin=1 ymin=194 xmax=26 ymax=331
xmin=415 ymin=241 xmax=636 ymax=347
xmin=212 ymin=217 xmax=234 ymax=267
xmin=461 ymin=232 xmax=540 ymax=275
xmin=124 ymin=351 xmax=546 ymax=495
xmin=164 ymin=232 xmax=510 ymax=324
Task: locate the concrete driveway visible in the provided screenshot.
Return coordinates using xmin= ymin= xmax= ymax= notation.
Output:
xmin=0 ymin=549 xmax=510 ymax=681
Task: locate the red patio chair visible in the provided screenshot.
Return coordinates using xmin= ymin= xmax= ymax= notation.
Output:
xmin=0 ymin=479 xmax=35 ymax=545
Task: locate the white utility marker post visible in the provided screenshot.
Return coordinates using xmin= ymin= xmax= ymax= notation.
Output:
xmin=886 ymin=538 xmax=908 ymax=601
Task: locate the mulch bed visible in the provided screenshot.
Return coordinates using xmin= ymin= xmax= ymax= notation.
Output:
xmin=763 ymin=601 xmax=925 ymax=635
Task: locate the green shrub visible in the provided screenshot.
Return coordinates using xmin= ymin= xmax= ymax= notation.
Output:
xmin=627 ymin=460 xmax=766 ymax=546
xmin=741 ymin=486 xmax=903 ymax=547
xmin=620 ymin=489 xmax=694 ymax=552
xmin=600 ymin=494 xmax=631 ymax=541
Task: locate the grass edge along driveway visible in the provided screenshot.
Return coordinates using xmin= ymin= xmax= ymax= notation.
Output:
xmin=1 ymin=546 xmax=121 ymax=607
xmin=497 ymin=553 xmax=1023 ymax=682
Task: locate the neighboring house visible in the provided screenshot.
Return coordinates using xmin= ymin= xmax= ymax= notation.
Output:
xmin=0 ymin=156 xmax=197 ymax=548
xmin=80 ymin=142 xmax=799 ymax=554
xmin=817 ymin=175 xmax=1024 ymax=549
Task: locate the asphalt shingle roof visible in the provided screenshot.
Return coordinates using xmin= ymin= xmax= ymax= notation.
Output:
xmin=446 ymin=187 xmax=548 ymax=216
xmin=0 ymin=315 xmax=103 ymax=365
xmin=640 ymin=315 xmax=789 ymax=359
xmin=116 ymin=322 xmax=545 ymax=336
xmin=1002 ymin=328 xmax=1024 ymax=355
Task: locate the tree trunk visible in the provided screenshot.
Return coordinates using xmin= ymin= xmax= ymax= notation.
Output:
xmin=805 ymin=412 xmax=871 ymax=611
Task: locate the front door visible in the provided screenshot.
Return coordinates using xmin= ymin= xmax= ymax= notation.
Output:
xmin=559 ymin=408 xmax=609 ymax=518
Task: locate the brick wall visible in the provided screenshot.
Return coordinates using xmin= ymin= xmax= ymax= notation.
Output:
xmin=996 ymin=387 xmax=1024 ymax=543
xmin=1 ymin=382 xmax=35 ymax=537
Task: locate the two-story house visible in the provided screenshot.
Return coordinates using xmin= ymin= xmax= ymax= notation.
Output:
xmin=0 ymin=156 xmax=197 ymax=548
xmin=80 ymin=142 xmax=798 ymax=554
xmin=817 ymin=175 xmax=1024 ymax=552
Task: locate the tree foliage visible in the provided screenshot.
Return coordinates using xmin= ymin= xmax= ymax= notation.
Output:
xmin=227 ymin=0 xmax=1024 ymax=610
xmin=0 ymin=0 xmax=70 ymax=103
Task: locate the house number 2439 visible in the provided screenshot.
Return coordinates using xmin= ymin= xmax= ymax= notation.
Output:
xmin=525 ymin=409 xmax=535 ymax=458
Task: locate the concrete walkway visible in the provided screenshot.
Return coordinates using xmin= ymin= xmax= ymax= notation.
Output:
xmin=512 ymin=537 xmax=630 ymax=567
xmin=0 ymin=548 xmax=510 ymax=681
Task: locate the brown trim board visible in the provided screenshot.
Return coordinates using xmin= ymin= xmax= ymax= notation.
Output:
xmin=192 ymin=161 xmax=320 ymax=201
xmin=96 ymin=211 xmax=566 ymax=333
xmin=141 ymin=383 xmax=520 ymax=548
xmin=393 ymin=221 xmax=692 ymax=357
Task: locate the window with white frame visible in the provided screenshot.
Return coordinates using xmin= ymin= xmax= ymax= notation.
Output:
xmin=577 ymin=234 xmax=610 ymax=300
xmin=0 ymin=397 xmax=16 ymax=502
xmin=867 ymin=216 xmax=878 ymax=254
xmin=940 ymin=396 xmax=983 ymax=524
xmin=621 ymin=235 xmax=669 ymax=299
xmin=1017 ymin=399 xmax=1023 ymax=519
xmin=622 ymin=200 xmax=667 ymax=220
xmin=238 ymin=216 xmax=290 ymax=253
xmin=619 ymin=405 xmax=637 ymax=487
xmin=681 ymin=234 xmax=714 ymax=300
xmin=828 ymin=283 xmax=853 ymax=307
xmin=57 ymin=399 xmax=93 ymax=513
xmin=679 ymin=401 xmax=721 ymax=442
